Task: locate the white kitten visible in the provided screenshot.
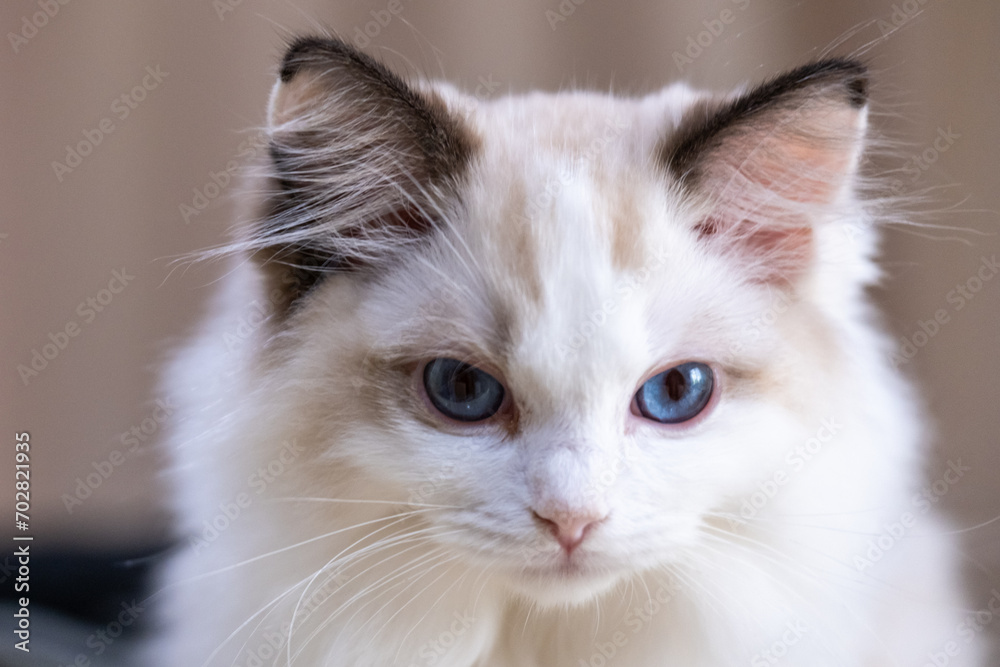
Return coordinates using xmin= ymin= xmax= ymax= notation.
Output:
xmin=152 ymin=37 xmax=984 ymax=666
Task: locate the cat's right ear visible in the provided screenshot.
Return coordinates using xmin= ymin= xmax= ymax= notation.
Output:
xmin=255 ymin=37 xmax=476 ymax=303
xmin=663 ymin=59 xmax=869 ymax=284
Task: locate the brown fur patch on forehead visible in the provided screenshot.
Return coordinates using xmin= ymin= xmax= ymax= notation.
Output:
xmin=484 ymin=178 xmax=543 ymax=308
xmin=607 ymin=178 xmax=647 ymax=272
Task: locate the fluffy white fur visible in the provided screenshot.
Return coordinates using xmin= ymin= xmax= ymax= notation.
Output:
xmin=152 ymin=41 xmax=983 ymax=666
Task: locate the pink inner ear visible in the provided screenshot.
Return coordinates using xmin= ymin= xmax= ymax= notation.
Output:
xmin=693 ymin=217 xmax=722 ymax=240
xmin=696 ymin=212 xmax=814 ymax=284
xmin=692 ymin=103 xmax=862 ymax=284
xmin=693 ymin=167 xmax=820 ymax=283
xmin=742 ymin=223 xmax=813 ymax=283
xmin=706 ymin=100 xmax=864 ymax=210
xmin=729 ymin=139 xmax=853 ymax=206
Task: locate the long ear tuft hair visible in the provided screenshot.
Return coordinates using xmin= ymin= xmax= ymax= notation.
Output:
xmin=243 ymin=36 xmax=478 ymax=306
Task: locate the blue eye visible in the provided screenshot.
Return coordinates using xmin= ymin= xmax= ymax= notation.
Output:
xmin=423 ymin=358 xmax=506 ymax=422
xmin=635 ymin=362 xmax=714 ymax=424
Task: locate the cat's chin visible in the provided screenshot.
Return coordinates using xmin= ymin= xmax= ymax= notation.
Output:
xmin=504 ymin=564 xmax=623 ymax=607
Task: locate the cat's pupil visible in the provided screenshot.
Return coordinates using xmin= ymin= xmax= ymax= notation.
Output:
xmin=452 ymin=367 xmax=477 ymax=401
xmin=664 ymin=369 xmax=685 ymax=402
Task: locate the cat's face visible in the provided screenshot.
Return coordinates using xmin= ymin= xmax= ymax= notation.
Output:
xmin=256 ymin=40 xmax=870 ymax=606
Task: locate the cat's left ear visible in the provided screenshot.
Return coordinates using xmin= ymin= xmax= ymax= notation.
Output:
xmin=254 ymin=37 xmax=476 ymax=305
xmin=663 ymin=59 xmax=869 ymax=283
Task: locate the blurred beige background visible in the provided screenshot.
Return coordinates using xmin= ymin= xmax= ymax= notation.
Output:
xmin=3 ymin=0 xmax=997 ymax=635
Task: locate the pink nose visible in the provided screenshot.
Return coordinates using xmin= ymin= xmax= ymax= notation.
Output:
xmin=532 ymin=508 xmax=606 ymax=554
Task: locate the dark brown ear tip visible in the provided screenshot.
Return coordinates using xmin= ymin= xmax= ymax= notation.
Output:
xmin=797 ymin=57 xmax=869 ymax=107
xmin=279 ymin=35 xmax=354 ymax=83
xmin=845 ymin=72 xmax=869 ymax=108
xmin=747 ymin=58 xmax=869 ymax=111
